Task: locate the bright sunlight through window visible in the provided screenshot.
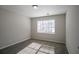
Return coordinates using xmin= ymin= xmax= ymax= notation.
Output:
xmin=37 ymin=20 xmax=55 ymax=34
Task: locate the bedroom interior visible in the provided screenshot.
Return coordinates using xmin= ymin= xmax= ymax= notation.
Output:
xmin=0 ymin=5 xmax=79 ymax=54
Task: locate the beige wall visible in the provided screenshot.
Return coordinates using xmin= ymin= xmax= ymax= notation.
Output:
xmin=0 ymin=8 xmax=31 ymax=49
xmin=31 ymin=14 xmax=66 ymax=43
xmin=66 ymin=6 xmax=79 ymax=54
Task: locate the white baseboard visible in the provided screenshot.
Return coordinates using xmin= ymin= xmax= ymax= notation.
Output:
xmin=32 ymin=38 xmax=65 ymax=44
xmin=0 ymin=38 xmax=30 ymax=50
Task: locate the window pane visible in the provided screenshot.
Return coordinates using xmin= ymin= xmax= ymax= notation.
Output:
xmin=37 ymin=20 xmax=55 ymax=34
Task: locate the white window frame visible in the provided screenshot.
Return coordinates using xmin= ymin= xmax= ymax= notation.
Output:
xmin=37 ymin=20 xmax=55 ymax=34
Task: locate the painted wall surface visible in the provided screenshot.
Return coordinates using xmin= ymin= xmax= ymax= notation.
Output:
xmin=31 ymin=14 xmax=66 ymax=43
xmin=0 ymin=8 xmax=31 ymax=49
xmin=66 ymin=6 xmax=79 ymax=54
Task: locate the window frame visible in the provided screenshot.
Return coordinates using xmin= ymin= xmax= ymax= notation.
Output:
xmin=37 ymin=20 xmax=55 ymax=34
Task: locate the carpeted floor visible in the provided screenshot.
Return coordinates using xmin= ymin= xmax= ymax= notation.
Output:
xmin=18 ymin=42 xmax=55 ymax=54
xmin=0 ymin=39 xmax=68 ymax=54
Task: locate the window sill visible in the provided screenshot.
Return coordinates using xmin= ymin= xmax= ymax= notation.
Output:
xmin=37 ymin=32 xmax=55 ymax=34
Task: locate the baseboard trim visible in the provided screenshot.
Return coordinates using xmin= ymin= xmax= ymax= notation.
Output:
xmin=0 ymin=38 xmax=30 ymax=50
xmin=31 ymin=38 xmax=65 ymax=44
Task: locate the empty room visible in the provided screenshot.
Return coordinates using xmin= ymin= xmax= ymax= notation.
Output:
xmin=0 ymin=5 xmax=79 ymax=54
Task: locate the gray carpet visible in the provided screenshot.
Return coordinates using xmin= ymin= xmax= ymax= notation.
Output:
xmin=0 ymin=39 xmax=68 ymax=54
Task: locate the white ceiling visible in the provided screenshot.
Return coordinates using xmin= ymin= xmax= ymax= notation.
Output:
xmin=0 ymin=5 xmax=69 ymax=18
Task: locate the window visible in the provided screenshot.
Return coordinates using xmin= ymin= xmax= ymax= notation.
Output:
xmin=37 ymin=20 xmax=55 ymax=34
